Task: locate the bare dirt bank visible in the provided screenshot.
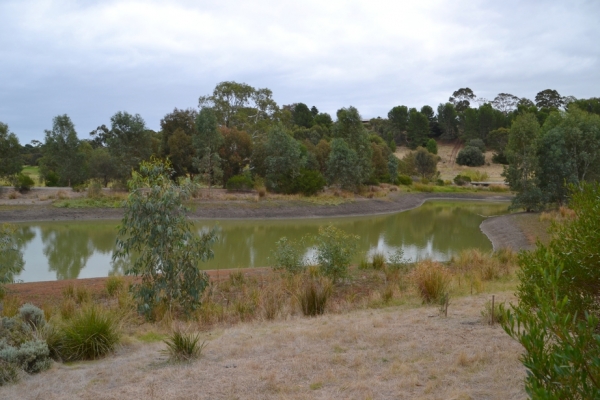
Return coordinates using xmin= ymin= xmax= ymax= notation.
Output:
xmin=480 ymin=213 xmax=535 ymax=252
xmin=1 ymin=192 xmax=513 ymax=222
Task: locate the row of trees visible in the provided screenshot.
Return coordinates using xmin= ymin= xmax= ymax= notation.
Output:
xmin=1 ymin=82 xmax=598 ymax=196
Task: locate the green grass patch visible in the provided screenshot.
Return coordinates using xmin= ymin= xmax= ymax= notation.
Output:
xmin=53 ymin=198 xmax=124 ymax=208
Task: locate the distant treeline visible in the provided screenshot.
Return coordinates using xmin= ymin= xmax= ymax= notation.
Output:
xmin=1 ymin=83 xmax=599 ymax=205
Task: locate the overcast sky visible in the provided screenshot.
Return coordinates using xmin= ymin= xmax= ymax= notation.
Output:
xmin=1 ymin=0 xmax=599 ymax=144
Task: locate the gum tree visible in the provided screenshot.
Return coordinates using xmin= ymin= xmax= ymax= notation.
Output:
xmin=113 ymin=159 xmax=217 ymax=318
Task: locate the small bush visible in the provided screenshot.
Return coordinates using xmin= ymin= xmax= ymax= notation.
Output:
xmin=0 ymin=340 xmax=51 ymax=374
xmin=298 ymin=277 xmax=332 ymax=317
xmin=272 ymin=237 xmax=305 ymax=275
xmin=456 ymin=146 xmax=485 ymax=167
xmin=18 ymin=304 xmax=45 ymax=329
xmin=58 ymin=306 xmax=119 ymax=361
xmin=293 ymin=169 xmax=326 ymax=196
xmin=44 ymin=171 xmax=59 ymax=187
xmin=312 ymin=225 xmax=358 ymax=282
xmin=425 ymin=139 xmax=438 ymax=155
xmin=163 ymin=329 xmax=206 ymax=362
xmin=371 ymin=252 xmax=386 ymax=270
xmin=467 ymin=139 xmax=486 ymax=153
xmin=453 ymin=175 xmax=472 ymax=186
xmin=435 ymin=179 xmax=444 ymax=186
xmin=397 ymin=175 xmax=412 ymax=186
xmin=226 ymin=175 xmax=254 ymax=192
xmin=13 ymin=174 xmax=34 ymax=193
xmin=410 ymin=260 xmax=452 ymax=303
xmin=105 ymin=276 xmax=124 ymax=297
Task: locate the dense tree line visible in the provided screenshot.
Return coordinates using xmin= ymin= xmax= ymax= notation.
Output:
xmin=1 ymin=82 xmax=599 ymax=199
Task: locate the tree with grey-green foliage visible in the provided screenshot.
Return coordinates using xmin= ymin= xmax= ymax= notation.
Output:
xmin=264 ymin=125 xmax=304 ymax=193
xmin=193 ymin=107 xmax=224 ymax=191
xmin=413 ymin=147 xmax=439 ymax=179
xmin=502 ymin=113 xmax=543 ymax=211
xmin=39 ymin=114 xmax=87 ymax=187
xmin=0 ymin=123 xmax=22 ymax=181
xmin=388 ymin=105 xmax=408 ymax=144
xmin=333 ymin=106 xmax=372 ymax=184
xmin=0 ymin=224 xmax=25 ymax=298
xmin=113 ymin=159 xmax=217 ymax=318
xmin=326 ymin=138 xmax=361 ymax=190
xmin=536 ymin=108 xmax=600 ymax=205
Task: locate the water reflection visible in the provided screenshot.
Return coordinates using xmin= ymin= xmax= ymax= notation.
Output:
xmin=14 ymin=200 xmax=509 ymax=282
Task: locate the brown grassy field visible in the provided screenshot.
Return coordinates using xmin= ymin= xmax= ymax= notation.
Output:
xmin=1 ymin=249 xmax=528 ymax=399
xmin=395 ymin=142 xmax=506 ymax=183
xmin=0 ymin=293 xmax=525 ymax=400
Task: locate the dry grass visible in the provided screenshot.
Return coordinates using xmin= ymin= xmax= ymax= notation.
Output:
xmin=395 ymin=142 xmax=506 ymax=182
xmin=0 ymin=294 xmax=525 ymax=400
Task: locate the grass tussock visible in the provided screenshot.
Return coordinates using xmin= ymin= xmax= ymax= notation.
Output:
xmin=56 ymin=306 xmax=120 ymax=361
xmin=163 ymin=329 xmax=206 ymax=362
xmin=105 ymin=275 xmax=125 ymax=297
xmin=410 ymin=260 xmax=452 ymax=303
xmin=371 ymin=252 xmax=386 ymax=270
xmin=297 ymin=276 xmax=333 ymax=317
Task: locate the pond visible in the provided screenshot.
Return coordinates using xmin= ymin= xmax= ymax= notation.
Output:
xmin=13 ymin=200 xmax=509 ymax=282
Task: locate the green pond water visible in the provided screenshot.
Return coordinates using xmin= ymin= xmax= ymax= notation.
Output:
xmin=13 ymin=200 xmax=509 ymax=283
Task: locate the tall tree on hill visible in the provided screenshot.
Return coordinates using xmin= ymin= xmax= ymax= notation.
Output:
xmin=449 ymin=88 xmax=476 ymax=112
xmin=292 ymin=103 xmax=314 ymax=128
xmin=492 ymin=93 xmax=520 ymax=115
xmin=437 ymin=103 xmax=459 ymax=140
xmin=535 ymin=89 xmax=564 ymax=110
xmin=388 ymin=105 xmax=408 ymax=144
xmin=218 ymin=126 xmax=253 ymax=186
xmin=406 ymin=109 xmax=429 ymax=149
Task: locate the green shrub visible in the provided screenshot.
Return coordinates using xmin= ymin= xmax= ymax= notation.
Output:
xmin=501 ymin=184 xmax=600 ymax=398
xmin=293 ymin=169 xmax=326 ymax=196
xmin=18 ymin=304 xmax=45 ymax=329
xmin=87 ymin=181 xmax=103 ymax=198
xmin=387 ymin=249 xmax=410 ymax=274
xmin=453 ymin=175 xmax=472 ymax=186
xmin=311 ymin=225 xmax=358 ymax=282
xmin=226 ymin=174 xmax=254 ymax=192
xmin=410 ymin=260 xmax=452 ymax=303
xmin=272 ymin=237 xmax=305 ymax=275
xmin=0 ymin=340 xmax=51 ymax=374
xmin=0 ymin=359 xmax=20 ymax=386
xmin=467 ymin=139 xmax=486 ymax=153
xmin=13 ymin=174 xmax=34 ymax=193
xmin=397 ymin=175 xmax=412 ymax=186
xmin=58 ymin=306 xmax=119 ymax=361
xmin=298 ymin=277 xmax=332 ymax=317
xmin=44 ymin=171 xmax=59 ymax=187
xmin=435 ymin=179 xmax=444 ymax=186
xmin=163 ymin=329 xmax=206 ymax=362
xmin=456 ymin=146 xmax=485 ymax=167
xmin=425 ymin=139 xmax=438 ymax=155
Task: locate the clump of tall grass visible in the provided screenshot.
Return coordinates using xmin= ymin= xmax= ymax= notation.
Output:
xmin=297 ymin=277 xmax=332 ymax=317
xmin=461 ymin=170 xmax=489 ymax=182
xmin=163 ymin=329 xmax=206 ymax=362
xmin=451 ymin=249 xmax=509 ymax=281
xmin=480 ymin=299 xmax=508 ymax=325
xmin=105 ymin=275 xmax=125 ymax=297
xmin=410 ymin=260 xmax=452 ymax=303
xmin=413 ymin=183 xmax=434 ymax=192
xmin=371 ymin=252 xmax=386 ymax=270
xmin=57 ymin=306 xmax=120 ymax=361
xmin=75 ymin=286 xmax=91 ymax=304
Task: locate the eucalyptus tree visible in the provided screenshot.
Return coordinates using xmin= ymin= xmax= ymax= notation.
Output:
xmin=264 ymin=125 xmax=304 ymax=193
xmin=333 ymin=106 xmax=372 ymax=185
xmin=193 ymin=107 xmax=224 ymax=191
xmin=160 ymin=108 xmax=197 ymax=178
xmin=39 ymin=114 xmax=87 ymax=187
